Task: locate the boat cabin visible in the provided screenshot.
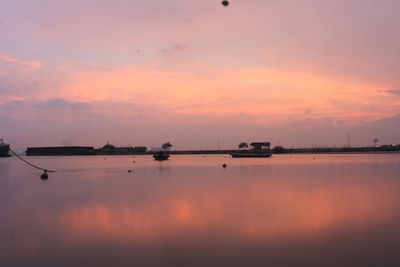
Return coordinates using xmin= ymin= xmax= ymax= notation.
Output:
xmin=250 ymin=142 xmax=271 ymax=150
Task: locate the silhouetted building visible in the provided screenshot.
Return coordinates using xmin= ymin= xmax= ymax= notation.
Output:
xmin=132 ymin=146 xmax=147 ymax=153
xmin=97 ymin=144 xmax=148 ymax=154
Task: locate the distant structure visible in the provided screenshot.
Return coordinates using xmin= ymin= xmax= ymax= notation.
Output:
xmin=0 ymin=139 xmax=10 ymax=157
xmin=132 ymin=146 xmax=148 ymax=153
xmin=98 ymin=144 xmax=147 ymax=154
xmin=230 ymin=141 xmax=272 ymax=158
xmin=151 ymin=142 xmax=173 ymax=153
xmin=250 ymin=142 xmax=271 ymax=150
xmin=373 ymin=138 xmax=379 ymax=147
xmin=100 ymin=143 xmax=116 ymax=153
xmin=162 ymin=142 xmax=173 ymax=150
xmin=26 ymin=144 xmax=148 ymax=156
xmin=347 ymin=133 xmax=351 ymax=148
xmin=238 ymin=142 xmax=249 ymax=150
xmin=26 ymin=146 xmax=96 ymax=156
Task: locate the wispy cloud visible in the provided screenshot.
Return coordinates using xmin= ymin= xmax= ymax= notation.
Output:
xmin=0 ymin=51 xmax=42 ymax=70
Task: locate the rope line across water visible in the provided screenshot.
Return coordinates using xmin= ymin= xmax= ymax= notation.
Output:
xmin=1 ymin=139 xmax=56 ymax=172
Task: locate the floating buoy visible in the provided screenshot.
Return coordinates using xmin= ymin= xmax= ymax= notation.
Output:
xmin=222 ymin=1 xmax=229 ymax=6
xmin=128 ymin=170 xmax=132 ymax=173
xmin=222 ymin=164 xmax=227 ymax=168
xmin=132 ymin=161 xmax=136 ymax=163
xmin=41 ymin=171 xmax=48 ymax=179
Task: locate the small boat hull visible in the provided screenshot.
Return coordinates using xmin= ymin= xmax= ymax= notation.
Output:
xmin=230 ymin=152 xmax=272 ymax=158
xmin=153 ymin=153 xmax=170 ymax=161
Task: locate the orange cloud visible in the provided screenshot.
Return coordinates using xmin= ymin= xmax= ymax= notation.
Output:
xmin=54 ymin=65 xmax=396 ymax=124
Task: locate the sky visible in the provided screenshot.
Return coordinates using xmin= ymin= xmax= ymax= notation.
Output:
xmin=0 ymin=0 xmax=400 ymax=150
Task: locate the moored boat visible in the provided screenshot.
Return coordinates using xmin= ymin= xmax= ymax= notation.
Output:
xmin=230 ymin=152 xmax=272 ymax=158
xmin=230 ymin=142 xmax=272 ymax=158
xmin=153 ymin=151 xmax=170 ymax=161
xmin=0 ymin=139 xmax=11 ymax=157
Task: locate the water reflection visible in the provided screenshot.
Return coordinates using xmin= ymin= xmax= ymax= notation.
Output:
xmin=34 ymin=179 xmax=399 ymax=242
xmin=1 ymin=154 xmax=400 ymax=266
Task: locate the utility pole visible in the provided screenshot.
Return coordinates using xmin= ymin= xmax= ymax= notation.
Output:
xmin=373 ymin=138 xmax=379 ymax=147
xmin=347 ymin=133 xmax=350 ymax=148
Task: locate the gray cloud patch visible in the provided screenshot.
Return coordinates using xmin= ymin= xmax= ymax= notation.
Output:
xmin=36 ymin=98 xmax=89 ymax=110
xmin=162 ymin=44 xmax=190 ymax=54
xmin=0 ymin=100 xmax=24 ymax=110
xmin=172 ymin=44 xmax=190 ymax=50
xmin=382 ymin=89 xmax=400 ymax=96
xmin=1 ymin=99 xmax=90 ymax=111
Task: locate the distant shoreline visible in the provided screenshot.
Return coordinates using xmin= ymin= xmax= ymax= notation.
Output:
xmin=23 ymin=145 xmax=400 ymax=156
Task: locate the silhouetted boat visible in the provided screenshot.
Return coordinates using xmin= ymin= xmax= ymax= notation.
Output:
xmin=230 ymin=142 xmax=272 ymax=158
xmin=153 ymin=152 xmax=170 ymax=161
xmin=230 ymin=152 xmax=272 ymax=158
xmin=0 ymin=139 xmax=11 ymax=157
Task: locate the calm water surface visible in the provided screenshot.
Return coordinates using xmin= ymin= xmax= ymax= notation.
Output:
xmin=1 ymin=154 xmax=400 ymax=266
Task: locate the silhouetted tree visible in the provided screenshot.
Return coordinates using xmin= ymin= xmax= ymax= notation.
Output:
xmin=162 ymin=142 xmax=173 ymax=150
xmin=373 ymin=138 xmax=379 ymax=147
xmin=238 ymin=142 xmax=248 ymax=149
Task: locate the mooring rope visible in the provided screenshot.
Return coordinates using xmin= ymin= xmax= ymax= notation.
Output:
xmin=0 ymin=139 xmax=56 ymax=173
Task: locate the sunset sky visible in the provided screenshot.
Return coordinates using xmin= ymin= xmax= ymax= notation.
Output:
xmin=1 ymin=0 xmax=400 ymax=149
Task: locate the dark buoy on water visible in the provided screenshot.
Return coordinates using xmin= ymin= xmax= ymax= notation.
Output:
xmin=128 ymin=170 xmax=132 ymax=173
xmin=222 ymin=1 xmax=229 ymax=6
xmin=222 ymin=164 xmax=227 ymax=168
xmin=41 ymin=171 xmax=48 ymax=179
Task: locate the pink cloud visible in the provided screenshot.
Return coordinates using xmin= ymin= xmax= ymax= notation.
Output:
xmin=0 ymin=51 xmax=42 ymax=70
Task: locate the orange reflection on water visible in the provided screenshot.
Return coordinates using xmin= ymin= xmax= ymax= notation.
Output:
xmin=38 ymin=177 xmax=400 ymax=243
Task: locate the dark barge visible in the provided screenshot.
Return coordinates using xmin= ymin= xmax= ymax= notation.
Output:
xmin=26 ymin=146 xmax=96 ymax=156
